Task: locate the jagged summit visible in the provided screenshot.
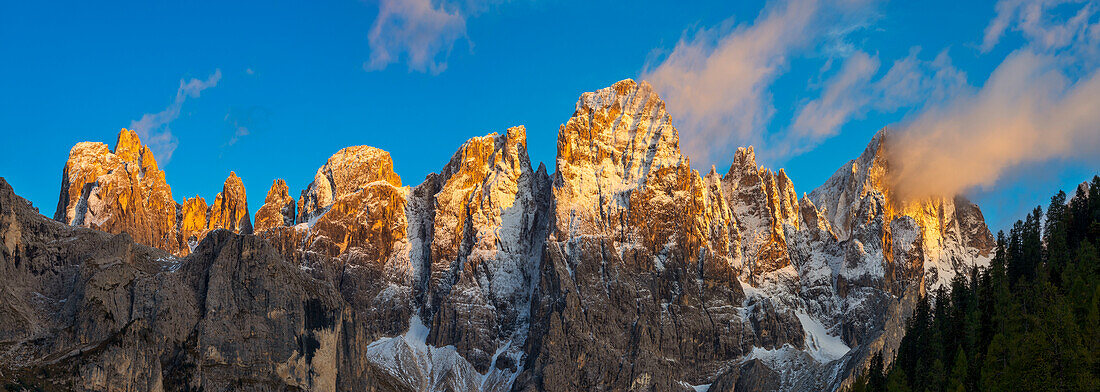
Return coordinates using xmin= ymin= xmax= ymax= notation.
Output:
xmin=55 ymin=129 xmax=261 ymax=256
xmin=20 ymin=80 xmax=998 ymax=392
xmin=209 ymin=171 xmax=251 ymax=234
xmin=254 ymin=178 xmax=295 ymax=232
xmin=54 ymin=128 xmax=181 ymax=253
xmin=809 ymin=127 xmax=995 ymax=290
xmin=554 ymin=78 xmax=688 ymax=237
xmin=297 ymin=145 xmax=402 ymax=224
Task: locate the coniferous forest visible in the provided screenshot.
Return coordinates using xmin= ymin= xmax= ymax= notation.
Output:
xmin=849 ymin=176 xmax=1100 ymax=392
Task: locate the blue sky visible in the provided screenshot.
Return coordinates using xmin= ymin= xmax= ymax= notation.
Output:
xmin=1 ymin=0 xmax=1097 ymax=232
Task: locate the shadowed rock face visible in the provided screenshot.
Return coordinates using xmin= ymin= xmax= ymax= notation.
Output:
xmin=1 ymin=177 xmax=345 ymax=391
xmin=14 ymin=79 xmax=998 ymax=392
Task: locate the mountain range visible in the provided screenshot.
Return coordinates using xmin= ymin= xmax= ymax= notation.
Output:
xmin=0 ymin=79 xmax=994 ymax=391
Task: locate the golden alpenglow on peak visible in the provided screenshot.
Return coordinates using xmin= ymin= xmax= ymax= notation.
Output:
xmin=179 ymin=195 xmax=209 ymax=251
xmin=13 ymin=79 xmax=1021 ymax=392
xmin=208 ymin=171 xmax=252 ymax=234
xmin=8 ymin=2 xmax=1099 ymax=390
xmin=253 ymin=178 xmax=295 ymax=232
xmin=54 ymin=128 xmax=181 ymax=254
xmin=297 ymin=145 xmax=402 ymax=224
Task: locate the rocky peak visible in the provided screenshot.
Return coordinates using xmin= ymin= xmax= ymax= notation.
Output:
xmin=298 ymin=146 xmax=402 ymax=224
xmin=179 ymin=196 xmax=209 ymax=251
xmin=429 ymin=126 xmax=532 ymax=267
xmin=809 ymin=128 xmax=994 ymax=290
xmin=554 ymin=78 xmax=687 ymax=237
xmin=113 ymin=128 xmax=158 ymax=175
xmin=417 ymin=126 xmax=550 ymax=373
xmin=254 ymin=179 xmax=295 ymax=232
xmin=809 ymin=128 xmax=892 ymax=241
xmin=53 ymin=128 xmax=181 ymax=254
xmin=722 ymin=146 xmax=803 ymax=280
xmin=208 ymin=171 xmax=252 ymax=234
xmin=301 ymin=146 xmax=407 ymax=262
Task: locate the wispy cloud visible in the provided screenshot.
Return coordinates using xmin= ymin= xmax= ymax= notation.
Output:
xmin=366 ymin=0 xmax=468 ymax=74
xmin=641 ymin=0 xmax=877 ymax=166
xmin=786 ymin=51 xmax=880 ymax=150
xmin=981 ymin=0 xmax=1098 ymax=53
xmin=129 ymin=69 xmax=222 ymax=164
xmin=778 ymin=47 xmax=968 ymax=156
xmin=891 ymin=0 xmax=1100 ymax=197
xmin=222 ymin=106 xmax=268 ymax=148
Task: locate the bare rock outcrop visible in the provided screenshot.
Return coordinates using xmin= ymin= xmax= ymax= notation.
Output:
xmin=208 ymin=171 xmax=252 ymax=234
xmin=178 ymin=195 xmax=208 ymax=252
xmin=518 ymin=80 xmax=772 ymax=391
xmin=53 ymin=128 xmax=182 ymax=254
xmin=416 ymin=126 xmax=550 ymax=376
xmin=254 ymin=179 xmax=296 ymax=232
xmin=0 ymin=177 xmax=343 ymax=391
xmin=297 ymin=146 xmax=402 ymax=224
xmin=18 ymin=80 xmax=1002 ymax=392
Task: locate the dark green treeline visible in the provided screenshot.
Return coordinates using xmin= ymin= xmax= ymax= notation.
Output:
xmin=848 ymin=176 xmax=1100 ymax=392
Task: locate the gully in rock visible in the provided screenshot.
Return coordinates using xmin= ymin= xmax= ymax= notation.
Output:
xmin=0 ymin=80 xmax=1003 ymax=391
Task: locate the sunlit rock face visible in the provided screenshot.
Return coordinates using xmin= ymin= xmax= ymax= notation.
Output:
xmin=518 ymin=79 xmax=781 ymax=391
xmin=54 ymin=128 xmax=182 ymax=255
xmin=297 ymin=145 xmax=402 ymax=225
xmin=253 ymin=179 xmax=295 ymax=232
xmin=54 ymin=131 xmax=265 ymax=258
xmin=417 ymin=126 xmax=551 ymax=376
xmin=21 ymin=80 xmax=1000 ymax=392
xmin=808 ymin=130 xmax=995 ymax=294
xmin=516 ymin=82 xmax=997 ymax=391
xmin=178 ymin=195 xmax=208 ymax=252
xmin=722 ymin=146 xmax=802 ymax=284
xmin=208 ymin=171 xmax=252 ymax=235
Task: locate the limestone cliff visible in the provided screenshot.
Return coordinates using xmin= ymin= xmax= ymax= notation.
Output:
xmin=254 ymin=179 xmax=295 ymax=232
xmin=208 ymin=171 xmax=252 ymax=235
xmin=53 ymin=128 xmax=181 ymax=254
xmin=14 ymin=80 xmax=1000 ymax=392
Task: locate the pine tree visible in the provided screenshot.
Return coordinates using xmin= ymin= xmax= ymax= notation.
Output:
xmin=868 ymin=351 xmax=887 ymax=392
xmin=886 ymin=367 xmax=912 ymax=392
xmin=947 ymin=348 xmax=968 ymax=392
xmin=1089 ymin=176 xmax=1100 ymax=242
xmin=1007 ymin=221 xmax=1025 ymax=286
xmin=882 ymin=177 xmax=1100 ymax=392
xmin=1046 ymin=191 xmax=1070 ymax=287
xmin=980 ymin=333 xmax=1009 ymax=391
xmin=1069 ymin=184 xmax=1090 ymax=248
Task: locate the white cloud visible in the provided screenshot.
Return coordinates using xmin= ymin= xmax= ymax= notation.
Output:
xmin=641 ymin=0 xmax=877 ymax=167
xmin=982 ymin=0 xmax=1098 ymax=53
xmin=642 ymin=0 xmax=820 ymax=166
xmin=787 ymin=51 xmax=879 ymax=148
xmin=890 ymin=0 xmax=1100 ymax=197
xmin=778 ymin=47 xmax=968 ymax=156
xmin=129 ymin=69 xmax=221 ymax=164
xmin=366 ymin=0 xmax=468 ymax=74
xmin=891 ymin=50 xmax=1100 ymax=197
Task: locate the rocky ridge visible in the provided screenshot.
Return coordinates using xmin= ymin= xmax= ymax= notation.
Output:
xmin=2 ymin=79 xmax=995 ymax=391
xmin=54 ymin=130 xmax=255 ymax=256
